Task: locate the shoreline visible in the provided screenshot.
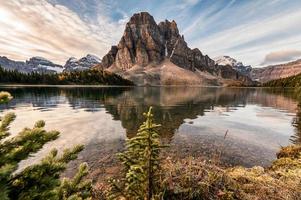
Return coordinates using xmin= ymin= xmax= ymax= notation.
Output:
xmin=0 ymin=84 xmax=135 ymax=88
xmin=0 ymin=84 xmax=293 ymax=89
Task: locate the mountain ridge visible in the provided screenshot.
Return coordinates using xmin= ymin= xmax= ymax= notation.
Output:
xmin=63 ymin=54 xmax=101 ymax=72
xmin=3 ymin=12 xmax=282 ymax=86
xmin=0 ymin=56 xmax=63 ymax=74
xmin=214 ymin=55 xmax=252 ymax=77
xmin=252 ymin=59 xmax=301 ymax=83
xmin=95 ymin=12 xmax=253 ymax=86
xmin=0 ymin=54 xmax=101 ymax=74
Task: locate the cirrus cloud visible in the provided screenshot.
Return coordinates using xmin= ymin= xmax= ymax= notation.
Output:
xmin=1 ymin=0 xmax=301 ymax=67
xmin=0 ymin=0 xmax=125 ymax=64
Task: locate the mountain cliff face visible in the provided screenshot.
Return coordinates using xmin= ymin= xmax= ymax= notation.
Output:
xmin=252 ymin=59 xmax=301 ymax=83
xmin=0 ymin=56 xmax=27 ymax=73
xmin=0 ymin=56 xmax=63 ymax=73
xmin=214 ymin=56 xmax=252 ymax=77
xmin=97 ymin=12 xmax=253 ymax=86
xmin=63 ymin=54 xmax=101 ymax=72
xmin=99 ymin=13 xmax=214 ymax=71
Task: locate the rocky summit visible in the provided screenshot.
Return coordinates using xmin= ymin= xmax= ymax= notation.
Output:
xmin=0 ymin=56 xmax=63 ymax=74
xmin=214 ymin=56 xmax=252 ymax=77
xmin=64 ymin=54 xmax=101 ymax=72
xmin=96 ymin=12 xmax=253 ymax=86
xmin=0 ymin=54 xmax=101 ymax=74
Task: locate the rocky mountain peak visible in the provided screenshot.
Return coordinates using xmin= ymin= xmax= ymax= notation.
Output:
xmin=214 ymin=56 xmax=252 ymax=77
xmin=85 ymin=54 xmax=101 ymax=62
xmin=26 ymin=56 xmax=63 ymax=73
xmin=214 ymin=56 xmax=238 ymax=66
xmin=128 ymin=12 xmax=157 ymax=26
xmin=101 ymin=11 xmax=215 ymax=72
xmin=0 ymin=56 xmax=63 ymax=73
xmin=27 ymin=56 xmax=52 ymax=65
xmin=66 ymin=57 xmax=78 ymax=63
xmin=96 ymin=12 xmax=253 ymax=86
xmin=79 ymin=54 xmax=101 ymax=64
xmin=99 ymin=46 xmax=118 ymax=69
xmin=115 ymin=12 xmax=164 ymax=69
xmin=64 ymin=54 xmax=101 ymax=72
xmin=158 ymin=19 xmax=180 ymax=39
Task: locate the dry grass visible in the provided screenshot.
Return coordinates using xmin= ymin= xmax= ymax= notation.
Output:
xmin=161 ymin=145 xmax=301 ymax=200
xmin=161 ymin=157 xmax=240 ymax=200
xmin=277 ymin=145 xmax=301 ymax=159
xmin=93 ymin=145 xmax=301 ymax=200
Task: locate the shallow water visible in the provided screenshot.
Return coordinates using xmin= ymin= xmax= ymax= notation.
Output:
xmin=0 ymin=86 xmax=299 ymax=181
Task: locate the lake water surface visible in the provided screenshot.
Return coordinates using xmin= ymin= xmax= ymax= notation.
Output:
xmin=0 ymin=86 xmax=300 ymax=182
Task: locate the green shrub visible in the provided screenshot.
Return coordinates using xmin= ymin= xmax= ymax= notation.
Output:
xmin=0 ymin=91 xmax=13 ymax=104
xmin=109 ymin=107 xmax=165 ymax=200
xmin=0 ymin=92 xmax=92 ymax=200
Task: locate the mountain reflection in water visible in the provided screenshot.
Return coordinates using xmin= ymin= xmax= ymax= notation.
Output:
xmin=0 ymin=86 xmax=299 ymax=182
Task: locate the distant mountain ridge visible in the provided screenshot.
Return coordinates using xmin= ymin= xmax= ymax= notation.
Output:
xmin=252 ymin=59 xmax=301 ymax=83
xmin=0 ymin=56 xmax=63 ymax=73
xmin=214 ymin=56 xmax=252 ymax=77
xmin=214 ymin=56 xmax=301 ymax=84
xmin=64 ymin=54 xmax=101 ymax=72
xmin=262 ymin=65 xmax=301 ymax=87
xmin=0 ymin=54 xmax=101 ymax=74
xmin=95 ymin=12 xmax=254 ymax=86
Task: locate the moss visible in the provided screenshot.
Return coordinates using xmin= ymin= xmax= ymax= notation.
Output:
xmin=271 ymin=157 xmax=301 ymax=170
xmin=227 ymin=166 xmax=295 ymax=200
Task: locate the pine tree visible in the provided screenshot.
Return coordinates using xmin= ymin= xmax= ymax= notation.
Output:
xmin=57 ymin=163 xmax=91 ymax=199
xmin=0 ymin=65 xmax=133 ymax=85
xmin=0 ymin=92 xmax=92 ymax=200
xmin=110 ymin=107 xmax=164 ymax=200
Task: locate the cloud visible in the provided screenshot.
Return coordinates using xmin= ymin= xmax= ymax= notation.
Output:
xmin=181 ymin=0 xmax=201 ymax=6
xmin=261 ymin=50 xmax=301 ymax=65
xmin=189 ymin=1 xmax=301 ymax=65
xmin=0 ymin=0 xmax=125 ymax=64
xmin=1 ymin=0 xmax=301 ymax=67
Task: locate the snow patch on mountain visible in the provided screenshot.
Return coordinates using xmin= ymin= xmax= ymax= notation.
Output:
xmin=38 ymin=64 xmax=64 ymax=73
xmin=214 ymin=56 xmax=252 ymax=77
xmin=0 ymin=54 xmax=102 ymax=74
xmin=0 ymin=56 xmax=63 ymax=74
xmin=64 ymin=54 xmax=101 ymax=72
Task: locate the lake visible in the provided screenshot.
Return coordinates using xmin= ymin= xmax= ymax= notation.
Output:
xmin=0 ymin=86 xmax=300 ymax=182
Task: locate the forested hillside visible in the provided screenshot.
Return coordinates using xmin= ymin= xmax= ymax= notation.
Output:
xmin=0 ymin=66 xmax=134 ymax=85
xmin=263 ymin=72 xmax=301 ymax=87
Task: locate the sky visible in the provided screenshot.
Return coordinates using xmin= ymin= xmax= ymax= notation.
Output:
xmin=0 ymin=0 xmax=301 ymax=67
